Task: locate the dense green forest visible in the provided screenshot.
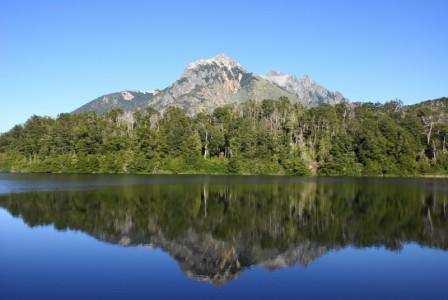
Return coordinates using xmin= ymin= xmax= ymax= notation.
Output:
xmin=0 ymin=97 xmax=447 ymax=176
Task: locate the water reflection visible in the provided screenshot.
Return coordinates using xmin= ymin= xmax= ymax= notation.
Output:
xmin=1 ymin=178 xmax=447 ymax=285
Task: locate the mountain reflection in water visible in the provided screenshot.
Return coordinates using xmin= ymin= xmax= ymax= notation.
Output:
xmin=1 ymin=177 xmax=447 ymax=285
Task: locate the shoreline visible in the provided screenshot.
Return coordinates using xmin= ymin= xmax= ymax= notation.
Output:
xmin=1 ymin=169 xmax=447 ymax=179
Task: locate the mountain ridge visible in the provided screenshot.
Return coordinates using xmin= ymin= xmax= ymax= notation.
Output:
xmin=73 ymin=54 xmax=346 ymax=115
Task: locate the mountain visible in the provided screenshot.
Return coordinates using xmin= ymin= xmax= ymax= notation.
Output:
xmin=148 ymin=54 xmax=299 ymax=114
xmin=263 ymin=71 xmax=345 ymax=106
xmin=73 ymin=54 xmax=346 ymax=115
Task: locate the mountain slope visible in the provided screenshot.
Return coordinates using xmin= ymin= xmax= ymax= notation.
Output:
xmin=73 ymin=90 xmax=153 ymax=114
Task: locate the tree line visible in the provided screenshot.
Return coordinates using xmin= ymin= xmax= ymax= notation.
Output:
xmin=0 ymin=97 xmax=447 ymax=176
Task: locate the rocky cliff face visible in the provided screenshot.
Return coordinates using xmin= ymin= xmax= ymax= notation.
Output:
xmin=73 ymin=54 xmax=346 ymax=115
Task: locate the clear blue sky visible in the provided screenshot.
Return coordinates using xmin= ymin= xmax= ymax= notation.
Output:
xmin=1 ymin=0 xmax=447 ymax=132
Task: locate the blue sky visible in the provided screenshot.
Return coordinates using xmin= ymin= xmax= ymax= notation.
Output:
xmin=1 ymin=0 xmax=447 ymax=132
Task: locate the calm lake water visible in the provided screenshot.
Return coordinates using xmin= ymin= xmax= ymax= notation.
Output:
xmin=1 ymin=173 xmax=448 ymax=300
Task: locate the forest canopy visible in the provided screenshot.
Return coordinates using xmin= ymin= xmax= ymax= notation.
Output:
xmin=0 ymin=97 xmax=447 ymax=176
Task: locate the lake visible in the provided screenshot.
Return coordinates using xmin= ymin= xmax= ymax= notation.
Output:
xmin=1 ymin=173 xmax=448 ymax=300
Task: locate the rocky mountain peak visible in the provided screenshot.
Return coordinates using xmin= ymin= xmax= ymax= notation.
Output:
xmin=147 ymin=54 xmax=253 ymax=114
xmin=179 ymin=54 xmax=247 ymax=90
xmin=299 ymin=75 xmax=314 ymax=85
xmin=264 ymin=70 xmax=296 ymax=87
xmin=264 ymin=71 xmax=344 ymax=106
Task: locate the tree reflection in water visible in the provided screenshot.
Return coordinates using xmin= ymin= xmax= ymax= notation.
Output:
xmin=1 ymin=178 xmax=447 ymax=285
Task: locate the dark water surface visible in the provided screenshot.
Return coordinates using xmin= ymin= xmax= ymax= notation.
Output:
xmin=1 ymin=173 xmax=448 ymax=300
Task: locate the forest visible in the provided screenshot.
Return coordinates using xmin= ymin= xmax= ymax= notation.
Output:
xmin=0 ymin=97 xmax=447 ymax=176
